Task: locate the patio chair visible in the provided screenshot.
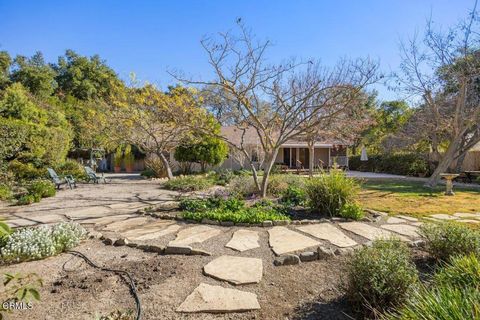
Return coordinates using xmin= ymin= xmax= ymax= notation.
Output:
xmin=47 ymin=168 xmax=76 ymax=190
xmin=84 ymin=166 xmax=106 ymax=184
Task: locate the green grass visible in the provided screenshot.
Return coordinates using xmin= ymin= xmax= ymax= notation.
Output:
xmin=358 ymin=179 xmax=480 ymax=216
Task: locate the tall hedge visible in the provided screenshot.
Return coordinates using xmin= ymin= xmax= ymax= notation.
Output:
xmin=349 ymin=153 xmax=431 ymax=176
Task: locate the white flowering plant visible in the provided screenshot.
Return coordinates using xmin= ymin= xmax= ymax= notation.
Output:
xmin=1 ymin=222 xmax=87 ymax=263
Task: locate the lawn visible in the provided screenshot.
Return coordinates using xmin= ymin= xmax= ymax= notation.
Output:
xmin=358 ymin=179 xmax=480 ymax=217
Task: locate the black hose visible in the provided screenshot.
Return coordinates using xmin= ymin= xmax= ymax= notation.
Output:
xmin=64 ymin=250 xmax=142 ymax=320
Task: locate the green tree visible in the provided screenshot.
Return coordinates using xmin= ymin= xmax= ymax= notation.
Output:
xmin=55 ymin=50 xmax=124 ymax=101
xmin=11 ymin=52 xmax=58 ymax=98
xmin=174 ymin=135 xmax=228 ymax=172
xmin=0 ymin=51 xmax=11 ymax=89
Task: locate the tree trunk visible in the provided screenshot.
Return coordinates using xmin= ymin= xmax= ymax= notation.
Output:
xmin=425 ymin=141 xmax=459 ymax=187
xmin=250 ymin=163 xmax=261 ymax=192
xmin=454 ymin=152 xmax=467 ymax=173
xmin=260 ymin=149 xmax=279 ymax=198
xmin=158 ymin=152 xmax=174 ymax=180
xmin=308 ymin=142 xmax=315 ymax=178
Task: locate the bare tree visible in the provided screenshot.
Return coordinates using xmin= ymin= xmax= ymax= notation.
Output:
xmin=173 ymin=24 xmax=379 ymax=197
xmin=396 ymin=3 xmax=480 ymax=186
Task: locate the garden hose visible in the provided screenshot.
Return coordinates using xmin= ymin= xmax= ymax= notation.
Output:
xmin=64 ymin=250 xmax=142 ymax=320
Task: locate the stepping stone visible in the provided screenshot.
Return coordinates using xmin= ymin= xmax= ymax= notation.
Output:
xmin=225 ymin=230 xmax=260 ymax=252
xmin=169 ymin=225 xmax=222 ymax=246
xmin=26 ymin=214 xmax=65 ymax=224
xmin=177 ymin=283 xmax=260 ymax=313
xmin=430 ymin=214 xmax=459 ymax=220
xmin=123 ymin=223 xmax=181 ymax=241
xmin=268 ymin=226 xmax=320 ymax=256
xmin=339 ymin=222 xmax=408 ymax=241
xmin=411 ymin=222 xmax=424 ymax=227
xmin=108 ymin=202 xmax=146 ymax=210
xmin=454 ymin=212 xmax=480 ymax=219
xmin=457 ymin=219 xmax=480 ymax=224
xmin=397 ymin=215 xmax=419 ymax=222
xmin=203 ymin=256 xmax=263 ymax=285
xmin=80 ymin=214 xmax=136 ymax=226
xmin=386 ymin=217 xmax=406 ymax=224
xmin=102 ymin=217 xmax=151 ymax=232
xmin=381 ymin=224 xmax=419 ymax=238
xmin=66 ymin=206 xmax=112 ymax=220
xmin=6 ymin=218 xmax=38 ymax=227
xmin=296 ymin=223 xmax=357 ymax=248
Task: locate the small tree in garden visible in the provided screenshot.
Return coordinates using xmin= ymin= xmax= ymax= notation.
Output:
xmin=174 ymin=23 xmax=379 ymax=197
xmin=395 ymin=5 xmax=480 ymax=186
xmin=174 ymin=135 xmax=228 ymax=172
xmin=109 ymin=85 xmax=217 ymax=179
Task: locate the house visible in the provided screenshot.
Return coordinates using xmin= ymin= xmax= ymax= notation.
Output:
xmin=460 ymin=142 xmax=480 ymax=171
xmin=212 ymin=126 xmax=350 ymax=171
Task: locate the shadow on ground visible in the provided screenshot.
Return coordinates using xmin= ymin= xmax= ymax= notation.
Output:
xmin=291 ymin=297 xmax=354 ymax=320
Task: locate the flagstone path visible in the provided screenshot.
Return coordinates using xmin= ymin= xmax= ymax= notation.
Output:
xmin=3 ymin=174 xmax=478 ymax=315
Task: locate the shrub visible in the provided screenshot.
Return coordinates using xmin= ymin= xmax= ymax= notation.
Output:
xmin=182 ymin=206 xmax=289 ymax=224
xmin=7 ymin=160 xmax=46 ymax=180
xmin=1 ymin=222 xmax=86 ymax=262
xmin=345 ymin=239 xmax=418 ymax=316
xmin=0 ymin=184 xmax=12 ymax=201
xmin=280 ymin=185 xmax=306 ymax=206
xmin=420 ymin=222 xmax=480 ymax=261
xmin=339 ymin=202 xmax=364 ymax=220
xmin=267 ymin=174 xmax=304 ymax=196
xmin=55 ymin=159 xmax=87 ymax=180
xmin=228 ymin=175 xmax=258 ymax=196
xmin=27 ymin=179 xmax=56 ymax=198
xmin=163 ymin=175 xmax=215 ymax=192
xmin=213 ymin=169 xmax=236 ymax=186
xmin=179 ymin=196 xmax=245 ymax=212
xmin=433 ymin=253 xmax=480 ymax=288
xmin=349 ymin=153 xmax=431 ymax=177
xmin=140 ymin=168 xmax=156 ymax=178
xmin=305 ymin=170 xmax=360 ymax=216
xmin=16 ymin=194 xmax=37 ymax=205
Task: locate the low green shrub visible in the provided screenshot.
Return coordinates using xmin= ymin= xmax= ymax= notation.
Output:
xmin=163 ymin=175 xmax=215 ymax=192
xmin=179 ymin=196 xmax=245 ymax=213
xmin=228 ymin=175 xmax=258 ymax=196
xmin=433 ymin=253 xmax=480 ymax=288
xmin=1 ymin=222 xmax=87 ymax=263
xmin=305 ymin=170 xmax=361 ymax=216
xmin=183 ymin=206 xmax=290 ymax=224
xmin=420 ymin=222 xmax=480 ymax=261
xmin=140 ymin=168 xmax=156 ymax=178
xmin=384 ymin=254 xmax=480 ymax=320
xmin=0 ymin=184 xmax=12 ymax=201
xmin=7 ymin=160 xmax=47 ymax=180
xmin=213 ymin=169 xmax=236 ymax=186
xmin=345 ymin=239 xmax=418 ymax=316
xmin=16 ymin=194 xmax=37 ymax=205
xmin=339 ymin=202 xmax=364 ymax=220
xmin=54 ymin=159 xmax=87 ymax=180
xmin=267 ymin=174 xmax=303 ymax=196
xmin=280 ymin=185 xmax=306 ymax=206
xmin=27 ymin=180 xmax=56 ymax=198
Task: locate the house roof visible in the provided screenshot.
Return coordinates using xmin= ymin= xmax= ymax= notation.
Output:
xmin=220 ymin=125 xmax=350 ymax=147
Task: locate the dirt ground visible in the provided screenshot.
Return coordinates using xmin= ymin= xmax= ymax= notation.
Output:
xmin=0 ymin=236 xmax=353 ymax=320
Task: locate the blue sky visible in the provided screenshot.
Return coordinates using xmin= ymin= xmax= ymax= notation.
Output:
xmin=0 ymin=0 xmax=475 ymax=101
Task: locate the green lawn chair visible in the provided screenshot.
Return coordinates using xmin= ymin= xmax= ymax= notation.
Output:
xmin=84 ymin=166 xmax=106 ymax=184
xmin=47 ymin=168 xmax=76 ymax=189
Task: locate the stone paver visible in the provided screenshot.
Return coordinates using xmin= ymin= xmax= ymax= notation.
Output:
xmin=381 ymin=224 xmax=419 ymax=238
xmin=225 ymin=230 xmax=260 ymax=252
xmin=296 ymin=223 xmax=357 ymax=248
xmin=397 ymin=215 xmax=419 ymax=222
xmin=101 ymin=216 xmax=151 ymax=232
xmin=65 ymin=206 xmax=112 ymax=220
xmin=169 ymin=225 xmax=222 ymax=246
xmin=177 ymin=283 xmax=260 ymax=313
xmin=203 ymin=256 xmax=263 ymax=285
xmin=79 ymin=214 xmax=136 ymax=226
xmin=5 ymin=218 xmax=40 ymax=228
xmin=386 ymin=217 xmax=406 ymax=224
xmin=411 ymin=222 xmax=424 ymax=227
xmin=457 ymin=219 xmax=480 ymax=224
xmin=430 ymin=214 xmax=459 ymax=220
xmin=268 ymin=226 xmax=320 ymax=256
xmin=122 ymin=222 xmax=181 ymax=241
xmin=339 ymin=222 xmax=408 ymax=241
xmin=23 ymin=214 xmax=66 ymax=224
xmin=453 ymin=212 xmax=480 ymax=219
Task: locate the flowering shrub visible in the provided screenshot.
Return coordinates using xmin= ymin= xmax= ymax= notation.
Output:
xmin=1 ymin=222 xmax=87 ymax=263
